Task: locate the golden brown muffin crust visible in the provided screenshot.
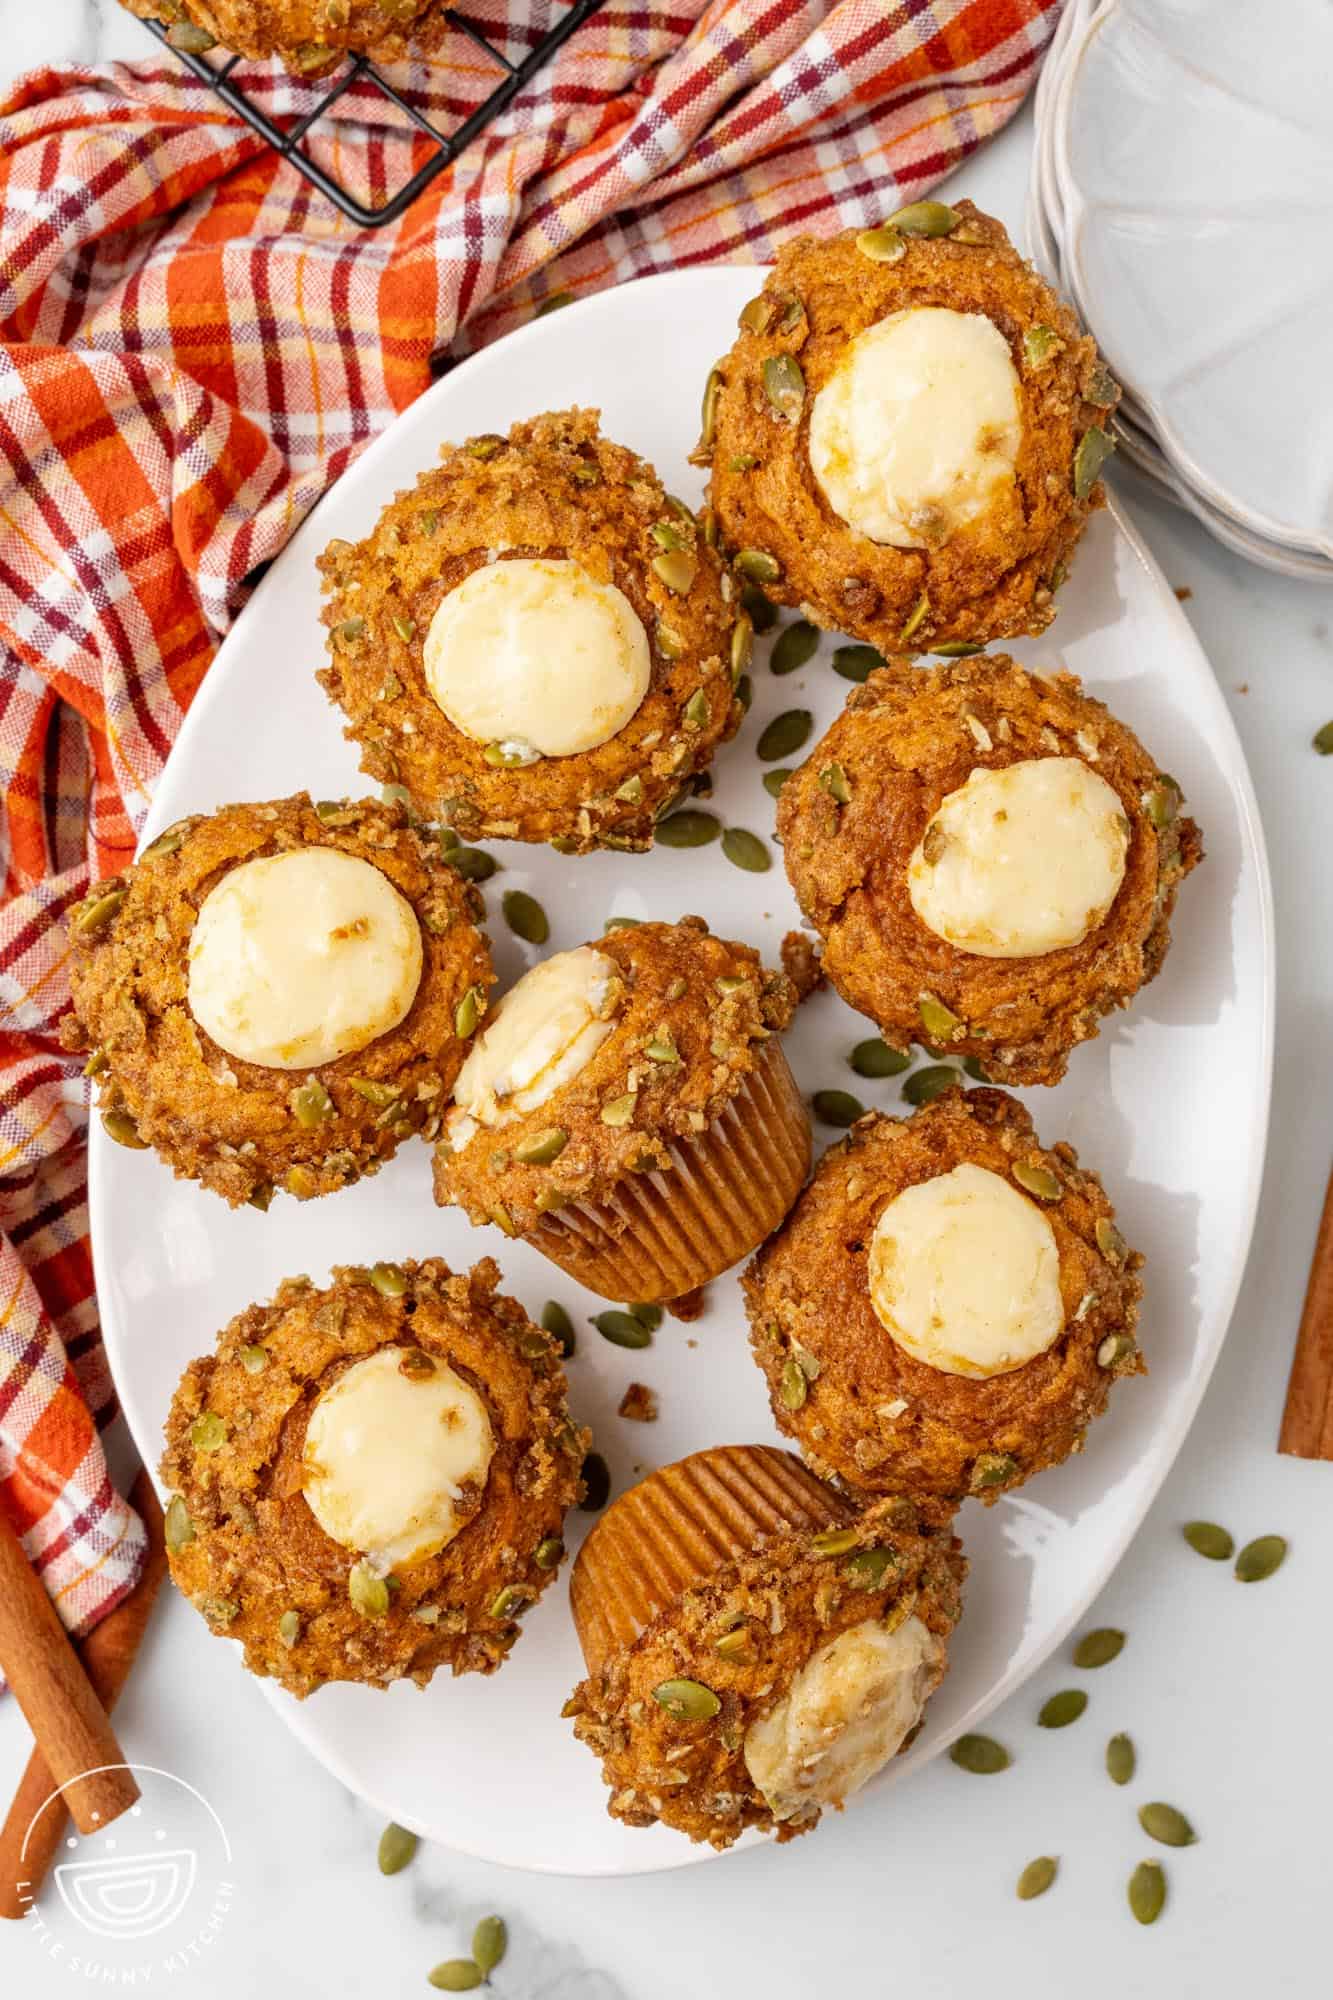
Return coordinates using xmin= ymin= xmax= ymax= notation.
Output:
xmin=432 ymin=916 xmax=799 ymax=1237
xmin=779 ymin=655 xmax=1203 ymax=1086
xmin=160 ymin=1257 xmax=588 ymax=1697
xmin=705 ymin=203 xmax=1117 ymax=653
xmin=60 ymin=793 xmax=492 ymax=1207
xmin=742 ymin=1088 xmax=1144 ymax=1504
xmin=121 ymin=0 xmax=447 ymax=70
xmin=565 ymin=1484 xmax=964 ymax=1849
xmin=317 ymin=410 xmax=745 ymax=852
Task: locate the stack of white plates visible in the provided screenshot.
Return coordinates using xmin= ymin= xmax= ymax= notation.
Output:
xmin=1027 ymin=0 xmax=1333 ymax=580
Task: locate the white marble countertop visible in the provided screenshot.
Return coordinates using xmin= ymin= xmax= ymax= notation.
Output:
xmin=3 ymin=23 xmax=1332 ymax=1999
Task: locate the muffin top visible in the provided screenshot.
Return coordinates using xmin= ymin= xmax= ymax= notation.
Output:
xmin=779 ymin=655 xmax=1203 ymax=1086
xmin=60 ymin=793 xmax=492 ymax=1207
xmin=122 ymin=0 xmax=445 ymax=70
xmin=705 ymin=202 xmax=1117 ymax=653
xmin=317 ymin=409 xmax=746 ymax=852
xmin=160 ymin=1257 xmax=587 ymax=1697
xmin=742 ymin=1088 xmax=1144 ymax=1504
xmin=432 ymin=917 xmax=798 ymax=1236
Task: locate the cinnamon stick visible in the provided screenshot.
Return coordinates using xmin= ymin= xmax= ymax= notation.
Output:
xmin=1279 ymin=1161 xmax=1333 ymax=1459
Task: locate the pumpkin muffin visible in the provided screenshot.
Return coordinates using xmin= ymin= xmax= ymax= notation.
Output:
xmin=119 ymin=0 xmax=449 ymax=73
xmin=60 ymin=793 xmax=491 ymax=1207
xmin=779 ymin=655 xmax=1202 ymax=1086
xmin=742 ymin=1088 xmax=1144 ymax=1506
xmin=564 ymin=1444 xmax=965 ymax=1848
xmin=432 ymin=917 xmax=809 ymax=1303
xmin=317 ymin=409 xmax=746 ymax=853
xmin=161 ymin=1257 xmax=588 ymax=1697
xmin=704 ymin=201 xmax=1118 ymax=654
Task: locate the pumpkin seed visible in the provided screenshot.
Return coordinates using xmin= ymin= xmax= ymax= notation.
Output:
xmin=728 ymin=453 xmax=759 ymax=473
xmin=541 ymin=1301 xmax=576 ymax=1357
xmin=739 ymin=294 xmax=776 ymax=334
xmin=1234 ymin=1533 xmax=1287 ymax=1582
xmin=899 ymin=592 xmax=930 ymax=644
xmin=278 ymin=1609 xmax=301 ymax=1648
xmin=593 ymin=1309 xmax=653 ymax=1350
xmin=614 ymin=775 xmax=644 ymax=805
xmin=655 ymin=620 xmax=687 ymax=661
xmin=289 ymin=1079 xmax=334 ymax=1127
xmin=102 ymin=1110 xmax=147 ymax=1149
xmin=190 ymin=1413 xmax=227 ymax=1453
xmin=780 ymin=1358 xmax=807 ymax=1410
xmin=1139 ymin=1802 xmax=1197 ymax=1848
xmin=429 ymin=1961 xmax=482 ymax=1991
xmin=199 ymin=1594 xmax=239 ymax=1625
xmin=699 ymin=367 xmax=722 ymax=450
xmin=950 ymin=1734 xmax=1011 ymax=1775
xmin=1073 ymin=1628 xmax=1124 ymax=1669
xmin=832 ymin=643 xmax=883 ymax=682
xmin=1097 ymin=1332 xmax=1137 ymax=1369
xmin=532 ymin=1536 xmax=565 ymax=1573
xmin=74 ymin=888 xmax=127 ymax=939
xmin=652 ymin=1678 xmax=721 ymax=1722
xmin=82 ymin=1047 xmax=108 ymax=1078
xmin=771 ymin=620 xmax=818 ymax=677
xmin=721 ymin=827 xmax=771 ymax=872
xmin=651 ymin=519 xmax=687 ymax=553
xmin=1095 ymin=1216 xmax=1127 ymax=1264
xmin=240 ymin=1344 xmax=269 ymax=1375
xmin=970 ymin=1451 xmax=1017 ymax=1494
xmin=1106 ymin=1732 xmax=1135 ymax=1785
xmin=1073 ymin=426 xmax=1115 ymax=501
xmin=1013 ymin=1160 xmax=1062 ymax=1202
xmin=644 ymin=1031 xmax=679 ymax=1063
xmin=656 ymin=808 xmax=721 ymax=848
xmin=763 ymin=767 xmax=794 ymax=797
xmin=1088 ymin=359 xmax=1119 ymax=406
xmin=931 ymin=641 xmax=985 ymax=657
xmin=1038 ymin=1689 xmax=1087 ymax=1729
xmin=820 ymin=762 xmax=852 ymax=805
xmin=598 ymin=1091 xmax=639 ymax=1130
xmin=141 ymin=822 xmax=189 ymax=861
xmin=378 ymin=1822 xmax=418 ymax=1876
xmin=502 ymin=890 xmax=549 ymax=944
xmin=167 ymin=21 xmax=218 ymax=52
xmin=757 ymin=709 xmax=813 ymax=761
xmin=902 ymin=1064 xmax=961 ymax=1107
xmin=763 ymin=353 xmax=805 ymax=423
xmin=735 ymin=548 xmax=782 ymax=584
xmin=391 ymin=613 xmax=415 ymax=644
xmin=489 ymin=1585 xmax=525 ymax=1620
xmin=962 ymin=1056 xmax=991 ymax=1080
xmin=349 ymin=1561 xmax=390 ymax=1618
xmin=580 ymin=1451 xmax=611 ymax=1511
xmin=1312 ymin=720 xmax=1333 ymax=754
xmin=454 ymin=984 xmax=486 ymax=1038
xmin=1017 ymin=1856 xmax=1058 ymax=1901
xmin=397 ymin=1347 xmax=435 ymax=1381
xmin=812 ymin=1526 xmax=860 ymax=1557
xmin=1142 ymin=775 xmax=1182 ymax=829
xmin=845 ymin=1546 xmax=896 ymax=1589
xmin=448 ymin=846 xmax=498 ymax=882
xmin=887 ymin=200 xmax=959 ymax=236
xmin=813 ymin=1088 xmax=864 ymax=1127
xmin=855 ymin=224 xmax=906 ymax=264
xmin=919 ymin=991 xmax=963 ymax=1040
xmin=1182 ymin=1520 xmax=1233 ymax=1561
xmin=683 ymin=688 xmax=711 ymax=730
xmin=483 ymin=740 xmax=534 ymax=769
xmin=715 ymin=1626 xmax=757 ymax=1665
xmin=735 ymin=674 xmax=753 ymax=712
xmin=728 ymin=614 xmax=755 ymax=683
xmin=370 ymin=1261 xmax=408 ymax=1298
xmin=1023 ymin=324 xmax=1063 ymax=368
xmin=850 ymin=1037 xmax=911 ymax=1078
xmin=741 ymin=584 xmax=779 ymax=631
xmin=513 ymin=1127 xmax=567 ymax=1167
xmin=472 ymin=1918 xmax=506 ymax=1977
xmin=1128 ymin=1859 xmax=1166 ymax=1926
xmin=164 ymin=1496 xmax=194 ymax=1550
xmin=653 ymin=550 xmax=698 ymax=596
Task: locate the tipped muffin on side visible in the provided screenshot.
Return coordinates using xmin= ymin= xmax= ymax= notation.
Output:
xmin=705 ymin=201 xmax=1117 ymax=654
xmin=60 ymin=794 xmax=492 ymax=1207
xmin=743 ymin=1089 xmax=1144 ymax=1505
xmin=565 ymin=1445 xmax=965 ymax=1848
xmin=318 ymin=409 xmax=746 ymax=853
xmin=161 ymin=1257 xmax=588 ymax=1697
xmin=779 ymin=655 xmax=1202 ymax=1087
xmin=432 ymin=917 xmax=811 ymax=1303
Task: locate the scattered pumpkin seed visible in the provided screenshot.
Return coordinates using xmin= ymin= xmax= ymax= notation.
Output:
xmin=653 ymin=550 xmax=698 ymax=596
xmin=541 ymin=1301 xmax=576 ymax=1357
xmin=278 ymin=1609 xmax=301 ymax=1648
xmin=1128 ymin=1859 xmax=1166 ymax=1926
xmin=1073 ymin=425 xmax=1115 ymax=501
xmin=74 ymin=888 xmax=127 ymax=939
xmin=950 ymin=1734 xmax=1011 ymax=1775
xmin=850 ymin=1037 xmax=912 ymax=1078
xmin=1139 ymin=1802 xmax=1197 ymax=1848
xmin=454 ymin=984 xmax=486 ymax=1038
xmin=167 ymin=21 xmax=218 ymax=53
xmin=820 ymin=761 xmax=852 ymax=805
xmin=763 ymin=767 xmax=795 ymax=797
xmin=812 ymin=1088 xmax=864 ymax=1127
xmin=502 ymin=890 xmax=549 ymax=945
xmin=489 ymin=1585 xmax=525 ymax=1620
xmin=1023 ymin=324 xmax=1063 ymax=368
xmin=721 ymin=827 xmax=771 ymax=872
xmin=290 ymin=1079 xmax=334 ymax=1127
xmin=614 ymin=775 xmax=644 ymax=805
xmin=763 ymin=353 xmax=805 ymax=423
xmin=370 ymin=1260 xmax=408 ymax=1298
xmin=349 ymin=1561 xmax=390 ymax=1618
xmin=780 ymin=1358 xmax=807 ymax=1410
xmin=1312 ymin=720 xmax=1333 ymax=754
xmin=1017 ymin=1856 xmax=1058 ymax=1901
xmin=600 ymin=1092 xmax=638 ymax=1127
xmin=102 ymin=1110 xmax=147 ymax=1149
xmin=240 ymin=1344 xmax=269 ymax=1375
xmin=141 ymin=822 xmax=189 ymax=861
xmin=448 ymin=846 xmax=498 ymax=882
xmin=887 ymin=200 xmax=959 ymax=236
xmin=1095 ymin=1216 xmax=1127 ymax=1264
xmin=514 ymin=1127 xmax=568 ymax=1166
xmin=1106 ymin=1732 xmax=1135 ymax=1785
xmin=757 ymin=709 xmax=813 ymax=761
xmin=855 ymin=224 xmax=906 ymax=263
xmin=334 ymin=616 xmax=366 ymax=646
xmin=1182 ymin=1520 xmax=1234 ymax=1561
xmin=429 ymin=1961 xmax=483 ymax=1991
xmin=932 ymin=640 xmax=986 ymax=657
xmin=735 ymin=548 xmax=782 ymax=584
xmin=534 ymin=1536 xmax=565 ymax=1571
xmin=683 ymin=688 xmax=711 ymax=730
xmin=811 ymin=1526 xmax=860 ymax=1557
xmin=832 ymin=643 xmax=884 ymax=682
xmin=899 ymin=592 xmax=930 ymax=644
xmin=164 ymin=1496 xmax=194 ymax=1550
xmin=962 ymin=1056 xmax=991 ymax=1080
xmin=770 ymin=620 xmax=818 ymax=676
xmin=715 ymin=1626 xmax=757 ymax=1665
xmin=1088 ymin=360 xmax=1119 ymax=406
xmin=1234 ymin=1533 xmax=1287 ymax=1582
xmin=378 ymin=1822 xmax=418 ymax=1876
xmin=845 ymin=1546 xmax=896 ymax=1589
xmin=902 ymin=1064 xmax=961 ymax=1107
xmin=1038 ymin=1689 xmax=1088 ymax=1729
xmin=1073 ymin=1628 xmax=1125 ymax=1669
xmin=970 ymin=1451 xmax=1017 ymax=1494
xmin=650 ymin=519 xmax=686 ymax=554
xmin=1142 ymin=774 xmax=1182 ymax=829
xmin=1097 ymin=1333 xmax=1137 ymax=1368
xmin=580 ymin=1452 xmax=611 ymax=1511
xmin=190 ymin=1413 xmax=227 ymax=1453
xmin=656 ymin=808 xmax=721 ymax=848
xmin=919 ymin=991 xmax=963 ymax=1041
xmin=699 ymin=367 xmax=722 ymax=450
xmin=644 ymin=1031 xmax=679 ymax=1063
xmin=735 ymin=673 xmax=753 ymax=712
xmin=1013 ymin=1160 xmax=1062 ymax=1202
xmin=593 ymin=1309 xmax=653 ymax=1350
xmin=652 ymin=1677 xmax=721 ymax=1722
xmin=472 ymin=1918 xmax=506 ymax=1977
xmin=739 ymin=294 xmax=776 ymax=334
xmin=390 ymin=612 xmax=415 ymax=644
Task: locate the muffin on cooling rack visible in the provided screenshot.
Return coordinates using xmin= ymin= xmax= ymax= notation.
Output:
xmin=778 ymin=654 xmax=1202 ymax=1087
xmin=432 ymin=917 xmax=809 ymax=1303
xmin=161 ymin=1257 xmax=588 ymax=1696
xmin=703 ymin=200 xmax=1118 ymax=654
xmin=120 ymin=0 xmax=448 ymax=73
xmin=564 ymin=1444 xmax=965 ymax=1848
xmin=742 ymin=1088 xmax=1144 ymax=1506
xmin=60 ymin=793 xmax=492 ymax=1207
xmin=317 ymin=409 xmax=747 ymax=854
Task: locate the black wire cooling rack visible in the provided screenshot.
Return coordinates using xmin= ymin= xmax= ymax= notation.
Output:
xmin=143 ymin=2 xmax=604 ymax=228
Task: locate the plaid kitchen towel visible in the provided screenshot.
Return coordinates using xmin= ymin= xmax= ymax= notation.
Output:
xmin=0 ymin=0 xmax=1060 ymax=1641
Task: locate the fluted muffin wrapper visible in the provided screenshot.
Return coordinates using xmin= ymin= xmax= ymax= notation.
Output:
xmin=531 ymin=1037 xmax=810 ymax=1303
xmin=570 ymin=1444 xmax=853 ymax=1678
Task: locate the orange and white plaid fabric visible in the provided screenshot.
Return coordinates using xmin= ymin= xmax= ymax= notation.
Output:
xmin=0 ymin=0 xmax=1060 ymax=1643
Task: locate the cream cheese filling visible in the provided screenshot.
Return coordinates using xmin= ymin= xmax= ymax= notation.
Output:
xmin=444 ymin=945 xmax=620 ymax=1149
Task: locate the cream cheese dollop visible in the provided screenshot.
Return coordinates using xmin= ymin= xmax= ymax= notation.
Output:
xmin=808 ymin=307 xmax=1022 ymax=548
xmin=907 ymin=756 xmax=1129 ymax=959
xmin=302 ymin=1348 xmax=493 ymax=1571
xmin=187 ymin=848 xmax=422 ymax=1071
xmin=867 ymin=1162 xmax=1063 ymax=1379
xmin=423 ymin=557 xmax=651 ymax=759
xmin=445 ymin=945 xmax=620 ymax=1148
xmin=744 ymin=1615 xmax=941 ymax=1820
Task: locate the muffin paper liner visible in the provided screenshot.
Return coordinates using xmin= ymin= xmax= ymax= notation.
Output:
xmin=570 ymin=1443 xmax=852 ymax=1678
xmin=531 ymin=1038 xmax=810 ymax=1302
